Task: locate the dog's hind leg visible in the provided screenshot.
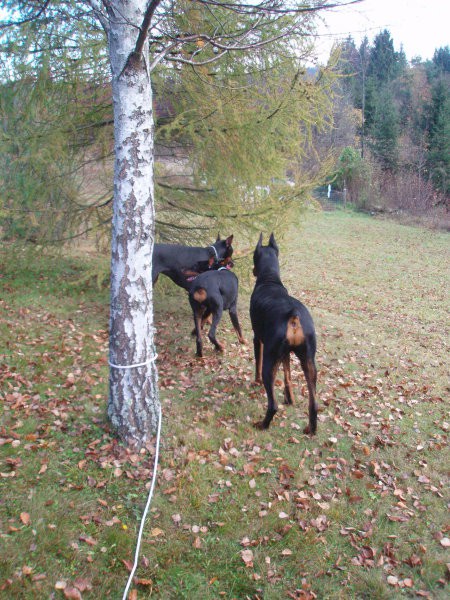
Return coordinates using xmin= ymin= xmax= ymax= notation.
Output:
xmin=282 ymin=354 xmax=294 ymax=405
xmin=191 ymin=309 xmax=211 ymax=337
xmin=202 ymin=311 xmax=212 ymax=328
xmin=208 ymin=299 xmax=224 ymax=352
xmin=229 ymin=304 xmax=247 ymax=345
xmin=296 ymin=351 xmax=318 ymax=435
xmin=253 ymin=338 xmax=263 ymax=383
xmin=192 ymin=306 xmax=204 ymax=357
xmin=255 ymin=354 xmax=279 ymax=429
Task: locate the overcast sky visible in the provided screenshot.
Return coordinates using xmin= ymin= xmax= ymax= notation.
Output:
xmin=315 ymin=0 xmax=450 ymax=62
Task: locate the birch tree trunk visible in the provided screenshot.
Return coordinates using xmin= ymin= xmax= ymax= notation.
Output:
xmin=106 ymin=0 xmax=159 ymax=448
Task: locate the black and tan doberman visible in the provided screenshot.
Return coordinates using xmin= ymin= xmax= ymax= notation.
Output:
xmin=152 ymin=235 xmax=234 ymax=290
xmin=189 ymin=263 xmax=246 ymax=357
xmin=250 ymin=233 xmax=318 ymax=433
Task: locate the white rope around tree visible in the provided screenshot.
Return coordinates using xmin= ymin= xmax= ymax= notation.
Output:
xmin=108 ymin=354 xmax=158 ymax=370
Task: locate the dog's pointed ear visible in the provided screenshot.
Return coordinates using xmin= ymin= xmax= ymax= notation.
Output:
xmin=216 ymin=233 xmax=221 ymax=242
xmin=225 ymin=234 xmax=233 ymax=247
xmin=269 ymin=233 xmax=279 ymax=254
xmin=256 ymin=232 xmax=263 ymax=250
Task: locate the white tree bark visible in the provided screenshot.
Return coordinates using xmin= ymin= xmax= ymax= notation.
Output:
xmin=106 ymin=0 xmax=159 ymax=448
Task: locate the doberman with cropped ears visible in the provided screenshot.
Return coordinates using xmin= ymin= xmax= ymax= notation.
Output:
xmin=250 ymin=233 xmax=318 ymax=433
xmin=189 ymin=260 xmax=246 ymax=357
xmin=152 ymin=235 xmax=234 ymax=290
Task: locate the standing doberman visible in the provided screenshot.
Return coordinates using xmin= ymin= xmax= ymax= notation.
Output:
xmin=250 ymin=233 xmax=318 ymax=433
xmin=189 ymin=264 xmax=246 ymax=357
xmin=152 ymin=235 xmax=234 ymax=290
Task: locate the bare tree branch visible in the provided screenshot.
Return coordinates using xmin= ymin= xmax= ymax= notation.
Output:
xmin=195 ymin=0 xmax=362 ymax=17
xmin=85 ymin=0 xmax=110 ymax=32
xmin=0 ymin=0 xmax=50 ymax=29
xmin=134 ymin=0 xmax=163 ymax=58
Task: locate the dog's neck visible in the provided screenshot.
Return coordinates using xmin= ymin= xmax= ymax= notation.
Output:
xmin=256 ymin=266 xmax=282 ymax=285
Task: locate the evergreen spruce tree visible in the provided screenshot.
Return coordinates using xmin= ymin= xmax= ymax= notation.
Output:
xmin=369 ymin=87 xmax=399 ymax=170
xmin=427 ymin=79 xmax=450 ymax=194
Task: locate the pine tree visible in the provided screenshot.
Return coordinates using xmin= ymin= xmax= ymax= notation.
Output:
xmin=432 ymin=46 xmax=450 ymax=74
xmin=427 ymin=79 xmax=450 ymax=194
xmin=369 ymin=87 xmax=399 ymax=170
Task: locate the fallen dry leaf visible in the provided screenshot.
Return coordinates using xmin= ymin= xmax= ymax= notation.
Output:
xmin=20 ymin=512 xmax=30 ymax=525
xmin=79 ymin=534 xmax=97 ymax=546
xmin=241 ymin=549 xmax=254 ymax=567
xmin=73 ymin=577 xmax=92 ymax=592
xmin=135 ymin=578 xmax=153 ymax=586
xmin=55 ymin=581 xmax=67 ymax=590
xmin=63 ymin=586 xmax=82 ymax=600
xmin=150 ymin=527 xmax=164 ymax=538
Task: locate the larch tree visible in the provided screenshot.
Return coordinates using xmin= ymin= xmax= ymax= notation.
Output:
xmin=1 ymin=0 xmax=362 ymax=448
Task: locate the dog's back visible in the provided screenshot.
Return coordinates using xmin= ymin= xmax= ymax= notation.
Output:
xmin=190 ymin=269 xmax=239 ymax=310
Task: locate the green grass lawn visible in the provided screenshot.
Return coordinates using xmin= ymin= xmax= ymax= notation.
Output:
xmin=1 ymin=209 xmax=449 ymax=599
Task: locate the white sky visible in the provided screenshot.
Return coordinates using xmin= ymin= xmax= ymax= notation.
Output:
xmin=315 ymin=0 xmax=450 ymax=62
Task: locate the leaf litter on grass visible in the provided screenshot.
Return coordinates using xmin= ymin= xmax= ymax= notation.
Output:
xmin=1 ymin=211 xmax=449 ymax=598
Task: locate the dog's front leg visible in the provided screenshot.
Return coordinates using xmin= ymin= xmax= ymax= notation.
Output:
xmin=229 ymin=305 xmax=247 ymax=345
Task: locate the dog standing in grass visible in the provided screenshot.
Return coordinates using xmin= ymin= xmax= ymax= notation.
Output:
xmin=250 ymin=233 xmax=318 ymax=433
xmin=189 ymin=263 xmax=246 ymax=358
xmin=152 ymin=235 xmax=234 ymax=290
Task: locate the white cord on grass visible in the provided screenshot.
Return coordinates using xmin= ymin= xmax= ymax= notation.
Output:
xmin=122 ymin=402 xmax=162 ymax=600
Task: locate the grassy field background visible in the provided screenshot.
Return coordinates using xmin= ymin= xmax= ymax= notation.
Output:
xmin=0 ymin=209 xmax=448 ymax=599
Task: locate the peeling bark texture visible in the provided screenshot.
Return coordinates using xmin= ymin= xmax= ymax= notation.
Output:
xmin=107 ymin=0 xmax=159 ymax=448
